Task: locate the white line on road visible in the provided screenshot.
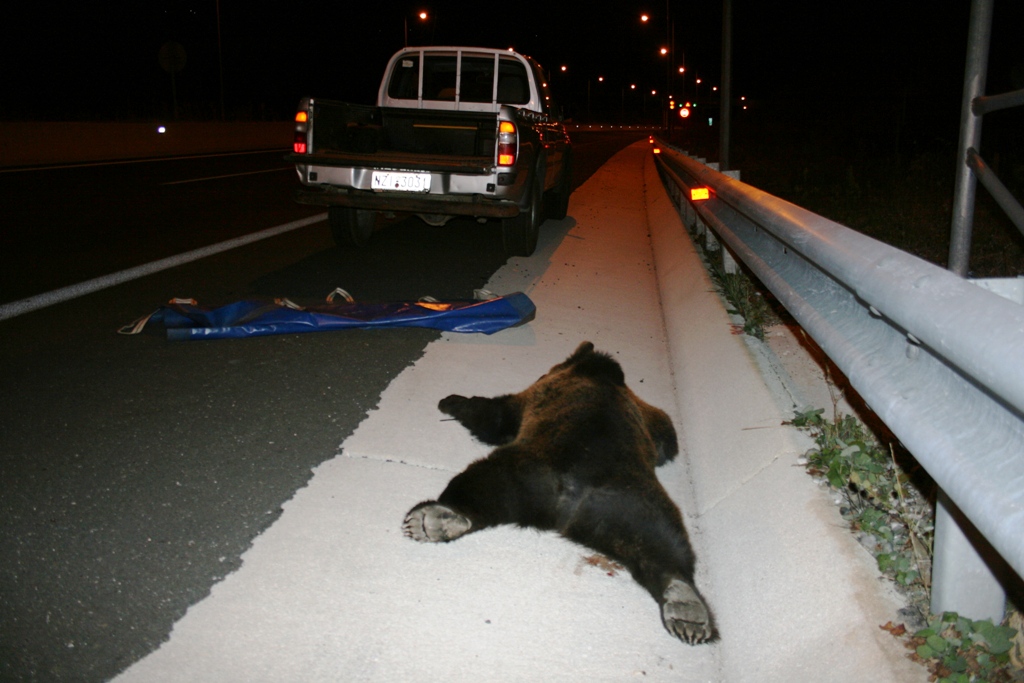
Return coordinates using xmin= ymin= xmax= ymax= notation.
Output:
xmin=0 ymin=149 xmax=288 ymax=174
xmin=0 ymin=213 xmax=328 ymax=322
xmin=161 ymin=167 xmax=294 ymax=186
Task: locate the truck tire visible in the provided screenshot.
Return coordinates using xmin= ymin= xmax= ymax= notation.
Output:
xmin=545 ymin=148 xmax=573 ymax=220
xmin=502 ymin=163 xmax=545 ymax=257
xmin=329 ymin=207 xmax=377 ymax=247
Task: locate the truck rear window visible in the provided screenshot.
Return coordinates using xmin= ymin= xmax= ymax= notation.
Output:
xmin=387 ymin=51 xmax=531 ymax=105
xmin=387 ymin=55 xmax=421 ymax=100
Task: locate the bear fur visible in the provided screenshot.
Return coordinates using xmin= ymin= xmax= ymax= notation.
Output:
xmin=403 ymin=341 xmax=714 ymax=644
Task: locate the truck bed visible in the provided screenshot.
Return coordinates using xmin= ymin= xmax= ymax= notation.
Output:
xmin=299 ymin=100 xmax=498 ymax=164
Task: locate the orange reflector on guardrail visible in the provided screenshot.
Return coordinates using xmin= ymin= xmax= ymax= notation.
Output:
xmin=690 ymin=187 xmax=711 ymax=201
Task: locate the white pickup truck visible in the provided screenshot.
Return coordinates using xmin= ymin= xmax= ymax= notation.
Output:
xmin=286 ymin=46 xmax=573 ymax=256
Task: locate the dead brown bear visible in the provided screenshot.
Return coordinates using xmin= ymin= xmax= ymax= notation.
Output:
xmin=403 ymin=341 xmax=714 ymax=644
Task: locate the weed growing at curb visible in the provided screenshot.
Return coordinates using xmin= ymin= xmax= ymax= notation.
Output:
xmin=789 ymin=404 xmax=1024 ymax=682
xmin=898 ymin=612 xmax=1021 ymax=682
xmin=705 ymin=257 xmax=771 ymax=340
xmin=789 ymin=405 xmax=934 ymax=605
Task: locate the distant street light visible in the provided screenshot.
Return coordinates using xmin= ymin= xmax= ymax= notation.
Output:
xmin=404 ymin=10 xmax=430 ymax=46
xmin=587 ymin=76 xmax=605 ymax=119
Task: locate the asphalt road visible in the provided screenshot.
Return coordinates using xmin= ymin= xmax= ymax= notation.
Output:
xmin=0 ymin=131 xmax=644 ymax=683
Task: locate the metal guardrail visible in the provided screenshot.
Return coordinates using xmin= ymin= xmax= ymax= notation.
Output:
xmin=653 ymin=142 xmax=1024 ymax=621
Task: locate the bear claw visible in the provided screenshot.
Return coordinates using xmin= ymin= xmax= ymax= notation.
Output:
xmin=403 ymin=502 xmax=472 ymax=543
xmin=662 ymin=579 xmax=713 ymax=645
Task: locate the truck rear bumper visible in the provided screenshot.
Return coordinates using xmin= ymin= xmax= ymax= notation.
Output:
xmin=294 ymin=186 xmax=521 ymax=219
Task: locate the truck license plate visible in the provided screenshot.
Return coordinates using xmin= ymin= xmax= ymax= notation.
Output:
xmin=372 ymin=171 xmax=431 ymax=192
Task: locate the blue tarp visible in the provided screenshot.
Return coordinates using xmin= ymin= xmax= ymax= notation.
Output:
xmin=123 ymin=292 xmax=536 ymax=340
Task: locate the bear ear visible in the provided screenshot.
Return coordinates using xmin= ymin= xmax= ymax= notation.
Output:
xmin=544 ymin=341 xmax=596 ymax=377
xmin=570 ymin=341 xmax=596 ymax=359
xmin=564 ymin=341 xmax=625 ymax=386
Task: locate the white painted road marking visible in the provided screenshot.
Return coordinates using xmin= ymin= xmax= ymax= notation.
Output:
xmin=0 ymin=213 xmax=328 ymax=322
xmin=0 ymin=149 xmax=288 ymax=174
xmin=161 ymin=167 xmax=294 ymax=186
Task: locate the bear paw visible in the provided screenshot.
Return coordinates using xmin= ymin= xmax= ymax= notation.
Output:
xmin=403 ymin=502 xmax=472 ymax=543
xmin=662 ymin=579 xmax=713 ymax=645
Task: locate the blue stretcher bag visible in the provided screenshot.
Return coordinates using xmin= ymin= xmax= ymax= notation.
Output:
xmin=121 ymin=289 xmax=535 ymax=341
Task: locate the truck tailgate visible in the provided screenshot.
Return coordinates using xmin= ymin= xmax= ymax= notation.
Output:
xmin=284 ymin=150 xmax=493 ymax=175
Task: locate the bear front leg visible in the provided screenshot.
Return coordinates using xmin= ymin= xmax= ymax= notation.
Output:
xmin=403 ymin=446 xmax=555 ymax=543
xmin=403 ymin=501 xmax=472 ymax=543
xmin=439 ymin=394 xmax=522 ymax=446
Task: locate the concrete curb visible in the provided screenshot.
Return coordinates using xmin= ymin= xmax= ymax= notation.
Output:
xmin=644 ymin=153 xmax=925 ymax=681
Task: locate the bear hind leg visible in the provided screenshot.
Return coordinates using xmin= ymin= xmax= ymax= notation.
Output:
xmin=561 ymin=488 xmax=715 ymax=644
xmin=403 ymin=502 xmax=472 ymax=543
xmin=662 ymin=578 xmax=714 ymax=644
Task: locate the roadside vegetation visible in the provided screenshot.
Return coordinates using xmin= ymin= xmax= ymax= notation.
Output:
xmin=790 ymin=402 xmax=1023 ymax=682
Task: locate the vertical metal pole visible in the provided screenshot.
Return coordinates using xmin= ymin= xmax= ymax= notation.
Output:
xmin=933 ymin=0 xmax=1006 ymax=624
xmin=948 ymin=0 xmax=993 ymax=276
xmin=719 ymin=0 xmax=732 ymax=171
xmin=216 ymin=0 xmax=225 ymax=121
xmin=932 ymin=491 xmax=1006 ymax=622
xmin=665 ymin=0 xmax=671 ymax=133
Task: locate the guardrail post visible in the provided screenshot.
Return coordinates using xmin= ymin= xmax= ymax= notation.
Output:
xmin=932 ymin=492 xmax=1006 ymax=622
xmin=719 ymin=170 xmax=742 ymax=274
xmin=933 ymin=0 xmax=1008 ymax=623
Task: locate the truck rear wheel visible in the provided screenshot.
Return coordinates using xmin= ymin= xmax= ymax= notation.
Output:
xmin=502 ymin=165 xmax=544 ymax=257
xmin=329 ymin=207 xmax=377 ymax=247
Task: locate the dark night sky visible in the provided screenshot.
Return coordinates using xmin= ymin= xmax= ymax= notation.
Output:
xmin=2 ymin=1 xmax=1023 ymax=150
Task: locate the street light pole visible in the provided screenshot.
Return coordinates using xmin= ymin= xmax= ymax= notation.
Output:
xmin=405 ymin=11 xmax=430 ymax=47
xmin=665 ymin=0 xmax=671 ymax=132
xmin=720 ymin=0 xmax=732 ymax=170
xmin=216 ymin=0 xmax=225 ymax=120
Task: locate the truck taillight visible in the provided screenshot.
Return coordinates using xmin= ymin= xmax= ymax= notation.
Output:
xmin=497 ymin=120 xmax=517 ymax=167
xmin=293 ymin=110 xmax=309 ymax=154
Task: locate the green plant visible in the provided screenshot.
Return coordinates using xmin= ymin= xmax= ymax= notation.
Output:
xmin=908 ymin=612 xmax=1019 ymax=682
xmin=790 ymin=406 xmax=933 ymax=594
xmin=704 ymin=252 xmax=771 ymax=340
